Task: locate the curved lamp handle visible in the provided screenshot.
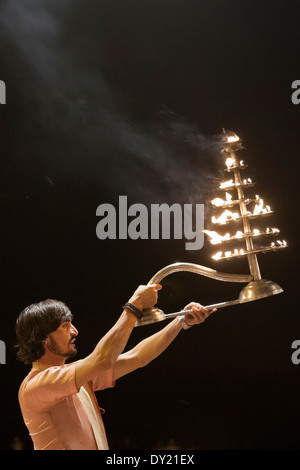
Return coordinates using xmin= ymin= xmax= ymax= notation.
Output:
xmin=148 ymin=262 xmax=253 ymax=285
xmin=135 ymin=262 xmax=253 ymax=327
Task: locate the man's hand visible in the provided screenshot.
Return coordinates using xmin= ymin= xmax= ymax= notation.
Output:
xmin=182 ymin=302 xmax=216 ymax=326
xmin=128 ymin=284 xmax=162 ymax=311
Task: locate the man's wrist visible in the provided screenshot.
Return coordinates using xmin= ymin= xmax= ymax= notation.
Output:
xmin=178 ymin=315 xmax=193 ymax=330
xmin=128 ymin=296 xmax=144 ymax=311
xmin=123 ymin=302 xmax=143 ymax=319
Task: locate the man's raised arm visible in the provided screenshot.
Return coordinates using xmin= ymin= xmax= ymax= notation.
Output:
xmin=75 ymin=284 xmax=161 ymax=389
xmin=113 ymin=302 xmax=215 ymax=381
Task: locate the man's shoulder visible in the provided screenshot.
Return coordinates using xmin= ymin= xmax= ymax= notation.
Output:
xmin=19 ymin=361 xmax=80 ymax=391
xmin=19 ymin=361 xmax=81 ymax=408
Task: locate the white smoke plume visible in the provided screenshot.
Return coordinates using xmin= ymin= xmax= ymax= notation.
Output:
xmin=0 ymin=0 xmax=221 ymax=204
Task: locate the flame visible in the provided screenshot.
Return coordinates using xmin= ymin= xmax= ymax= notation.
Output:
xmin=212 ymin=247 xmax=247 ymax=260
xmin=227 ymin=135 xmax=239 ymax=143
xmin=211 ymin=197 xmax=226 ymax=207
xmin=211 ymin=192 xmax=233 ymax=207
xmin=220 ymin=179 xmax=234 ymax=189
xmin=226 ymin=157 xmax=236 ymax=169
xmin=205 ymin=227 xmax=282 ymax=246
xmin=212 ymin=251 xmax=223 ymax=260
xmin=271 ymin=240 xmax=287 ymax=248
xmin=219 ymin=177 xmax=252 ymax=189
xmin=212 ymin=210 xmax=240 ymax=225
xmin=235 ymin=230 xmax=244 ymax=238
xmin=212 ymin=240 xmax=287 ymax=261
xmin=253 ymin=198 xmax=272 ymax=215
xmin=253 ymin=198 xmax=263 ymax=215
xmin=243 ymin=178 xmax=252 ymax=185
xmin=274 ymin=240 xmax=287 ymax=246
xmin=203 ymin=230 xmax=231 ymax=245
xmin=225 ymin=158 xmax=245 ymax=169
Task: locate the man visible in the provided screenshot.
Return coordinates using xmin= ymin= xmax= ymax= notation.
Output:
xmin=16 ymin=284 xmax=214 ymax=450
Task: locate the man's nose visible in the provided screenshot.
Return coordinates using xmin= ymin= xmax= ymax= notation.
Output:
xmin=71 ymin=324 xmax=78 ymax=336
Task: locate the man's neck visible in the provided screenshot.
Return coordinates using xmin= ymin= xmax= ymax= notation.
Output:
xmin=33 ymin=352 xmax=66 ymax=367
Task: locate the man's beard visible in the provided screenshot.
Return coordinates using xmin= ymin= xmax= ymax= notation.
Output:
xmin=47 ymin=336 xmax=78 ymax=359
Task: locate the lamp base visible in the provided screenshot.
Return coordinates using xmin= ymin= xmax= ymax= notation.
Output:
xmin=239 ymin=279 xmax=283 ymax=303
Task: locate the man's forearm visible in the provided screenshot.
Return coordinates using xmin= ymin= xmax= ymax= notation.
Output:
xmin=128 ymin=316 xmax=183 ymax=368
xmin=113 ymin=302 xmax=212 ymax=381
xmin=94 ymin=309 xmax=137 ymax=365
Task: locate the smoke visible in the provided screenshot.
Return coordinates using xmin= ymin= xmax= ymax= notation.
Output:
xmin=0 ymin=0 xmax=222 ymax=204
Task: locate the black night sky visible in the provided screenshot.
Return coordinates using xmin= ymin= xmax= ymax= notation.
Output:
xmin=0 ymin=0 xmax=300 ymax=452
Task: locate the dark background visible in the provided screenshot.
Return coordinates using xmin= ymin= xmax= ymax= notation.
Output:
xmin=0 ymin=0 xmax=299 ymax=451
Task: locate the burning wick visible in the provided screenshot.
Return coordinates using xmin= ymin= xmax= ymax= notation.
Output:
xmin=225 ymin=158 xmax=245 ymax=169
xmin=204 ymin=227 xmax=281 ymax=245
xmin=226 ymin=157 xmax=236 ymax=169
xmin=219 ymin=179 xmax=234 ymax=189
xmin=219 ymin=178 xmax=253 ymax=189
xmin=211 ymin=192 xmax=233 ymax=207
xmin=226 ymin=135 xmax=240 ymax=143
xmin=211 ymin=210 xmax=240 ymax=225
xmin=253 ymin=199 xmax=272 ymax=215
xmin=212 ymin=240 xmax=287 ymax=260
xmin=211 ymin=198 xmax=272 ymax=225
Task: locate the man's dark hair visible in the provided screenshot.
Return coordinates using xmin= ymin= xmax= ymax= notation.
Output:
xmin=15 ymin=299 xmax=73 ymax=364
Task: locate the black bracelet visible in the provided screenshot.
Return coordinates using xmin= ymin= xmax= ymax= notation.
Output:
xmin=122 ymin=302 xmax=143 ymax=319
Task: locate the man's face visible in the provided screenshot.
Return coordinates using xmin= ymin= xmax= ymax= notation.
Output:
xmin=46 ymin=321 xmax=78 ymax=359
